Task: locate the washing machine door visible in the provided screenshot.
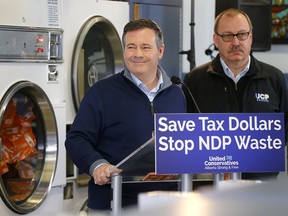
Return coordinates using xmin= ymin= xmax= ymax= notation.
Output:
xmin=71 ymin=16 xmax=124 ymax=111
xmin=0 ymin=81 xmax=57 ymax=214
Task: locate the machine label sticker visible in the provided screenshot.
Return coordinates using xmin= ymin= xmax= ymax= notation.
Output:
xmin=154 ymin=113 xmax=285 ymax=174
xmin=48 ymin=0 xmax=60 ymax=26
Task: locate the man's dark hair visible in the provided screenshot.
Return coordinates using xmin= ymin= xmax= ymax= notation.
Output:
xmin=122 ymin=18 xmax=164 ymax=49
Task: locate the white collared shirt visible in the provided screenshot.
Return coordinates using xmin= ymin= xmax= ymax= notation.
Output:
xmin=130 ymin=71 xmax=164 ymax=102
xmin=220 ymin=56 xmax=250 ymax=84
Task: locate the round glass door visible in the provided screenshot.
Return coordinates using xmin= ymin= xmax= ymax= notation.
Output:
xmin=0 ymin=81 xmax=57 ymax=214
xmin=72 ymin=16 xmax=124 ymax=111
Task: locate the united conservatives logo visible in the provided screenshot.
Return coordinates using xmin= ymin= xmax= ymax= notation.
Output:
xmin=255 ymin=93 xmax=269 ymax=103
xmin=204 ymin=155 xmax=239 ymax=171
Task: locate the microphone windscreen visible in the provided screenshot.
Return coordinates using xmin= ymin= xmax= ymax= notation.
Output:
xmin=170 ymin=76 xmax=181 ymax=84
xmin=205 ymin=49 xmax=212 ymax=55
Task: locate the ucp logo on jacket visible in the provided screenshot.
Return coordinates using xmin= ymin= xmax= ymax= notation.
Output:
xmin=255 ymin=93 xmax=270 ymax=103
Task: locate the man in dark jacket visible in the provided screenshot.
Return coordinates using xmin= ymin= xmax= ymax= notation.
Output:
xmin=65 ymin=19 xmax=186 ymax=211
xmin=183 ymin=8 xmax=288 ymax=180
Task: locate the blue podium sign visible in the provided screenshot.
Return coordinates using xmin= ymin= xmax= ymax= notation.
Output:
xmin=154 ymin=113 xmax=285 ymax=174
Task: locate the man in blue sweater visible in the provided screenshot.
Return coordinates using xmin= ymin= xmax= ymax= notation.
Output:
xmin=65 ymin=19 xmax=186 ymax=211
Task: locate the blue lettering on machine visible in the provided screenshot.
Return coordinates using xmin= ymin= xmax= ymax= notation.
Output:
xmin=154 ymin=113 xmax=285 ymax=174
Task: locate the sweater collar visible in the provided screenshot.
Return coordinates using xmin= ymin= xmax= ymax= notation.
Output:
xmin=123 ymin=65 xmax=172 ymax=89
xmin=208 ymin=54 xmax=266 ymax=79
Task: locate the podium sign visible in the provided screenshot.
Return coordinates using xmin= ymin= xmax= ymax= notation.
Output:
xmin=154 ymin=113 xmax=285 ymax=174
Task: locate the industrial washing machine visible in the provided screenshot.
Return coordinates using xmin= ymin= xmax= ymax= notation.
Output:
xmin=63 ymin=0 xmax=129 ymax=125
xmin=0 ymin=0 xmax=66 ymax=215
xmin=62 ymin=0 xmax=129 ymax=214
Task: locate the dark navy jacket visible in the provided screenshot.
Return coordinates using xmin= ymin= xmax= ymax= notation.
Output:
xmin=65 ymin=67 xmax=186 ymax=210
xmin=184 ymin=55 xmax=288 ymax=116
xmin=183 ymin=54 xmax=288 ymax=180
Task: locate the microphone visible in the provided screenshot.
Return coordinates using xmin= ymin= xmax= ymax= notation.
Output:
xmin=171 ymin=76 xmax=201 ymax=113
xmin=170 ymin=76 xmax=182 ymax=85
xmin=205 ymin=43 xmax=216 ymax=60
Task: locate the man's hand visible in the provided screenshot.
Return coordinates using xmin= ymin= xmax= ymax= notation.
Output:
xmin=92 ymin=164 xmax=122 ymax=185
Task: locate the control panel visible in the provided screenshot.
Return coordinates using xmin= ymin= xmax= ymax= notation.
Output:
xmin=0 ymin=26 xmax=62 ymax=62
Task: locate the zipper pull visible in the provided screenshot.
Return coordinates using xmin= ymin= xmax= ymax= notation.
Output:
xmin=150 ymin=102 xmax=154 ymax=115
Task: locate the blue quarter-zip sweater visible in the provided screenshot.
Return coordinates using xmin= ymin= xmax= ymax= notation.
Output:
xmin=65 ymin=68 xmax=186 ymax=210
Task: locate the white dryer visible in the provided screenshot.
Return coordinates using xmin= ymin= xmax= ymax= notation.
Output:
xmin=62 ymin=1 xmax=129 ymax=214
xmin=63 ymin=0 xmax=129 ymax=125
xmin=0 ymin=0 xmax=66 ymax=215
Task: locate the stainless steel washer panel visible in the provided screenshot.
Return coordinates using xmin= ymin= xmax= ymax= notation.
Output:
xmin=71 ymin=16 xmax=124 ymax=111
xmin=0 ymin=81 xmax=57 ymax=214
xmin=0 ymin=26 xmax=63 ymax=62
